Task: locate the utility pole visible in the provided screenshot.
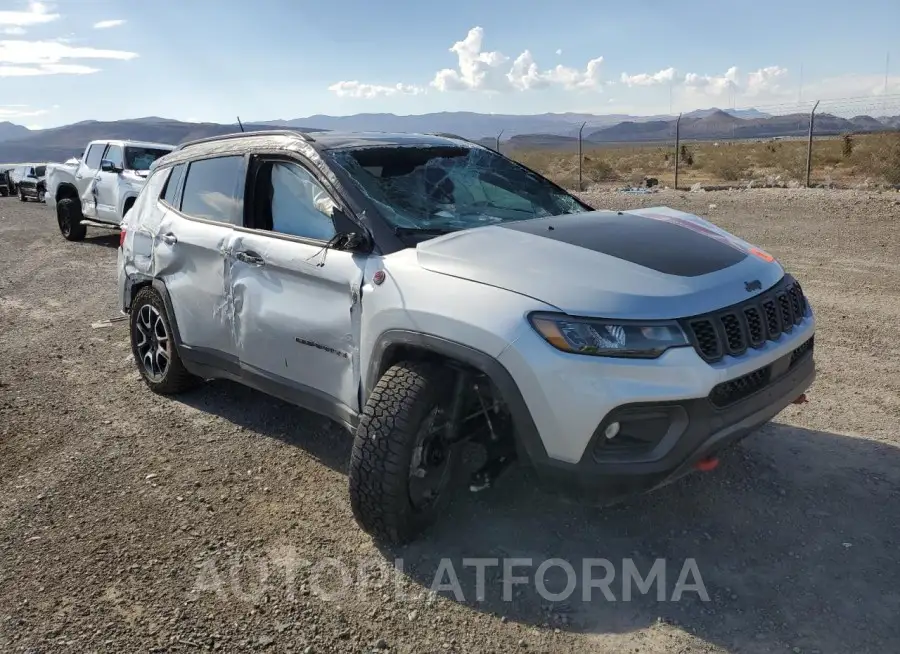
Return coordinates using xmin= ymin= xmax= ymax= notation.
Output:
xmin=674 ymin=113 xmax=682 ymax=190
xmin=885 ymin=52 xmax=891 ymax=114
xmin=578 ymin=121 xmax=586 ymax=191
xmin=805 ymin=100 xmax=819 ymax=188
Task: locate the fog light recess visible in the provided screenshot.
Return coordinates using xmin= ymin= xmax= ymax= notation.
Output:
xmin=604 ymin=422 xmax=621 ymax=440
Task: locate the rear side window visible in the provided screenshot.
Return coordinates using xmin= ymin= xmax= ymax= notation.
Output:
xmin=161 ymin=163 xmax=185 ymax=206
xmin=179 ymin=156 xmax=245 ymax=224
xmin=84 ymin=144 xmax=105 ymax=169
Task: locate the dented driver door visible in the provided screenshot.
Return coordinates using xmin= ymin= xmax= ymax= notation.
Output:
xmin=228 ymin=230 xmax=364 ymax=420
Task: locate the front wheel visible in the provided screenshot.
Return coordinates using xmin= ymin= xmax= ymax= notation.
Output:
xmin=56 ymin=198 xmax=86 ymax=241
xmin=349 ymin=361 xmax=458 ymax=544
xmin=18 ymin=189 xmax=26 ymax=202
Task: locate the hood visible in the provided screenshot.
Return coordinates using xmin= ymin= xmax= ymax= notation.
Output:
xmin=123 ymin=170 xmax=150 ymax=183
xmin=415 ymin=206 xmax=785 ymax=320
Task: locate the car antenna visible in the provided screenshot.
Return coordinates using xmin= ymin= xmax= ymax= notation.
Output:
xmin=236 ymin=116 xmax=245 ymax=133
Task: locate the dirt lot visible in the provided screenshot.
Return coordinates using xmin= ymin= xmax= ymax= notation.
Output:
xmin=1 ymin=189 xmax=899 ymax=653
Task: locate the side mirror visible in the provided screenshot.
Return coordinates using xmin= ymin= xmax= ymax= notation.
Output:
xmin=331 ymin=207 xmax=372 ymax=252
xmin=100 ymin=159 xmax=121 ymax=173
xmin=339 ymin=232 xmax=369 ymax=251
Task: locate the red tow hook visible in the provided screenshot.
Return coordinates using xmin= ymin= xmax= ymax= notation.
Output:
xmin=792 ymin=393 xmax=808 ymax=405
xmin=695 ymin=456 xmax=719 ymax=472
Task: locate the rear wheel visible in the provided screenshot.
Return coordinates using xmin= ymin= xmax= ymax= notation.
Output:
xmin=349 ymin=361 xmax=459 ymax=544
xmin=56 ymin=197 xmax=86 ymax=241
xmin=129 ymin=287 xmax=200 ymax=395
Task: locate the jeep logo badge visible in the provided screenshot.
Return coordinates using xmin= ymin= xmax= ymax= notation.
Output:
xmin=745 ymin=279 xmax=762 ymax=292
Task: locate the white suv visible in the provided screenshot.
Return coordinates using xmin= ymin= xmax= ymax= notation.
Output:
xmin=118 ymin=130 xmax=816 ymax=544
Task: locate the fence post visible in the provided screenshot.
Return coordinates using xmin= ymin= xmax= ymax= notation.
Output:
xmin=495 ymin=129 xmax=504 ymax=153
xmin=674 ymin=113 xmax=682 ymax=190
xmin=805 ymin=100 xmax=819 ymax=188
xmin=578 ymin=121 xmax=586 ymax=191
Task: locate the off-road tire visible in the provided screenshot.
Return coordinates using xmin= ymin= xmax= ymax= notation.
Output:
xmin=18 ymin=189 xmax=26 ymax=202
xmin=57 ymin=198 xmax=86 ymax=241
xmin=130 ymin=287 xmax=200 ymax=395
xmin=349 ymin=361 xmax=456 ymax=544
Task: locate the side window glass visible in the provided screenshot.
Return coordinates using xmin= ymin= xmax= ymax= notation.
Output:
xmin=263 ymin=162 xmax=337 ymax=240
xmin=84 ymin=144 xmax=104 ymax=170
xmin=180 ymin=156 xmax=244 ymax=224
xmin=161 ymin=163 xmax=185 ymax=206
xmin=105 ymin=145 xmax=124 ymax=169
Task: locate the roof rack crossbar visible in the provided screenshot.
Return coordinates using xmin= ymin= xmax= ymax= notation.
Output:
xmin=174 ymin=129 xmax=315 ymax=152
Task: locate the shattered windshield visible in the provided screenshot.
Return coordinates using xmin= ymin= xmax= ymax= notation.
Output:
xmin=327 ymin=145 xmax=587 ymax=232
xmin=125 ymin=147 xmax=172 ymax=171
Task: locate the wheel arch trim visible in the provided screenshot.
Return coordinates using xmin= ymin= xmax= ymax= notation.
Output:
xmin=366 ymin=329 xmax=548 ymax=466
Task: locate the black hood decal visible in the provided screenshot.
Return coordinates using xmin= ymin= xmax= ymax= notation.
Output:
xmin=499 ymin=211 xmax=748 ymax=277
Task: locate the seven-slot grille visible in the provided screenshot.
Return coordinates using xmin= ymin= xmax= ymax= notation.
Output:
xmin=681 ymin=276 xmax=808 ymax=363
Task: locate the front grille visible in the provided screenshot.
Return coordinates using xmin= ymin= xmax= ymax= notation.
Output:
xmin=790 ymin=335 xmax=814 ymax=366
xmin=710 ymin=366 xmax=771 ymax=407
xmin=709 ymin=337 xmax=814 ymax=408
xmin=682 ymin=275 xmax=809 ymax=363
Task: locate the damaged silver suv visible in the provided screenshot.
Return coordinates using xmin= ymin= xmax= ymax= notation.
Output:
xmin=118 ymin=130 xmax=816 ymax=544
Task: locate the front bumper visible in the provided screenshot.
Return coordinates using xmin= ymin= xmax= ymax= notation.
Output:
xmin=532 ymin=349 xmax=813 ymax=500
xmin=497 ymin=312 xmax=815 ymax=501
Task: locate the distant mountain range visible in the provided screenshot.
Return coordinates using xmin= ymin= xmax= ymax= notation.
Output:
xmin=0 ymin=108 xmax=897 ymax=164
xmin=258 ymin=107 xmax=772 ymax=139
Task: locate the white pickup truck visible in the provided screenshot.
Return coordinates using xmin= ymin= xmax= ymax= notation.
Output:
xmin=46 ymin=139 xmax=174 ymax=241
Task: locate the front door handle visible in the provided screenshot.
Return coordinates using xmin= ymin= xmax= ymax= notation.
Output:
xmin=160 ymin=232 xmax=178 ymax=245
xmin=235 ymin=250 xmax=265 ymax=266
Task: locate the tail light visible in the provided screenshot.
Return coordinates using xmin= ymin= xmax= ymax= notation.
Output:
xmin=119 ymin=228 xmax=127 ymax=248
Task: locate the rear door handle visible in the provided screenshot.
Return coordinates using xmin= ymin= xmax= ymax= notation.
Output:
xmin=161 ymin=233 xmax=177 ymax=245
xmin=235 ymin=250 xmax=265 ymax=266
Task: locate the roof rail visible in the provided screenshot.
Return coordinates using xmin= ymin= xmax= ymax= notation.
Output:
xmin=174 ymin=129 xmax=315 ymax=152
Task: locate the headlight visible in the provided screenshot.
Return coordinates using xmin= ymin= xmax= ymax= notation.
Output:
xmin=528 ymin=312 xmax=689 ymax=359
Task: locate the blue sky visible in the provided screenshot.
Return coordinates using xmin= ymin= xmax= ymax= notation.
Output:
xmin=1 ymin=0 xmax=898 ymax=128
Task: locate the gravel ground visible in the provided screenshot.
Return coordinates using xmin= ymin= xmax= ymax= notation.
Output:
xmin=1 ymin=189 xmax=899 ymax=653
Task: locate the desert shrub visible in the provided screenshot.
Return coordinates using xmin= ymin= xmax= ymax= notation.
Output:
xmin=864 ymin=133 xmax=900 ymax=184
xmin=583 ymin=158 xmax=619 ymax=182
xmin=709 ymin=159 xmax=744 ymax=181
xmin=842 ymin=133 xmax=854 ymax=158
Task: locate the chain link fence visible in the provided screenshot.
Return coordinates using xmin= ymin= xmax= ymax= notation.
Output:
xmin=505 ymin=94 xmax=900 ymax=191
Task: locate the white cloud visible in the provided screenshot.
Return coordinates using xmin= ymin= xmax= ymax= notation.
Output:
xmin=431 ymin=27 xmax=604 ymax=93
xmin=683 ymin=66 xmax=740 ymax=95
xmin=0 ymin=63 xmax=99 ymax=76
xmin=93 ymin=19 xmax=126 ymax=29
xmin=431 ymin=27 xmax=510 ymax=92
xmin=745 ymin=65 xmax=788 ymax=96
xmin=506 ymin=49 xmax=603 ymax=91
xmin=3 ymin=27 xmax=27 ymax=35
xmin=0 ymin=104 xmax=49 ymax=118
xmin=0 ymin=39 xmax=137 ymax=76
xmin=328 ymin=80 xmax=424 ymax=99
xmin=620 ymin=67 xmax=676 ymax=87
xmin=0 ymin=2 xmax=59 ymax=27
xmin=327 ymin=26 xmax=604 ymax=98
